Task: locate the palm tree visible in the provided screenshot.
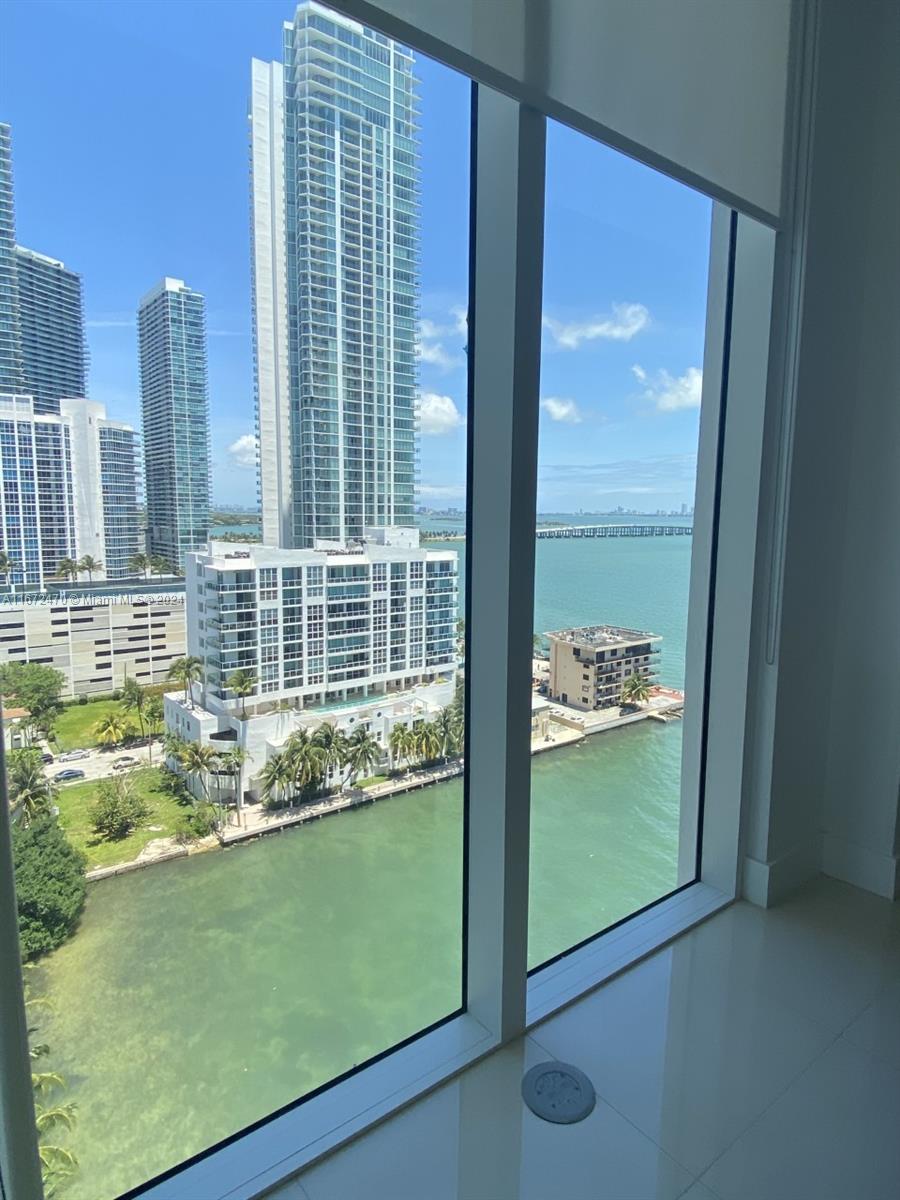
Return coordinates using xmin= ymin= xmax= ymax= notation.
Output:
xmin=167 ymin=655 xmax=203 ymax=706
xmin=25 ymin=976 xmax=78 ymax=1195
xmin=120 ymin=676 xmax=147 ymax=744
xmin=225 ymin=668 xmax=256 ymax=719
xmin=313 ymin=722 xmax=348 ymax=787
xmin=259 ymin=752 xmax=293 ymax=810
xmin=217 ymin=747 xmax=249 ymax=824
xmin=620 ymin=672 xmax=652 ymax=706
xmin=178 ymin=741 xmax=219 ymax=809
xmin=162 ymin=730 xmax=188 ymax=764
xmin=150 ymin=554 xmax=173 ymax=578
xmin=144 ymin=694 xmax=164 ymax=765
xmin=93 ymin=713 xmax=133 ymax=748
xmin=533 ymin=631 xmax=546 ymax=657
xmin=128 ymin=552 xmax=151 ymax=579
xmin=284 ymin=729 xmax=325 ymax=801
xmin=8 ymin=755 xmax=57 ymax=826
xmin=414 ymin=719 xmax=441 ymax=765
xmin=77 ymin=554 xmax=102 ymax=583
xmin=55 ymin=557 xmax=80 ymax=583
xmin=0 ymin=551 xmax=21 ymax=592
xmin=344 ymin=726 xmax=381 ymax=786
xmin=389 ymin=722 xmax=414 ymax=773
xmin=434 ymin=707 xmax=460 ymax=762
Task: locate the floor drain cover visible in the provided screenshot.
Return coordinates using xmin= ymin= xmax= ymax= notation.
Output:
xmin=521 ymin=1061 xmax=596 ymax=1124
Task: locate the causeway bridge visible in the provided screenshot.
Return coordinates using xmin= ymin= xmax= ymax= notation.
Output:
xmin=535 ymin=524 xmax=693 ymax=539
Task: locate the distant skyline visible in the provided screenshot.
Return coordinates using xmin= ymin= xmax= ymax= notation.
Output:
xmin=3 ymin=0 xmax=711 ymax=512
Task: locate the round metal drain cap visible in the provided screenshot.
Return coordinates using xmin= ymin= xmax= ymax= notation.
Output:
xmin=521 ymin=1061 xmax=596 ymax=1124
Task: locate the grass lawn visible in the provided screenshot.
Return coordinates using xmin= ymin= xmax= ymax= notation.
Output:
xmin=55 ymin=767 xmax=190 ymax=870
xmin=355 ymin=774 xmax=390 ymax=789
xmin=52 ymin=699 xmax=127 ymax=751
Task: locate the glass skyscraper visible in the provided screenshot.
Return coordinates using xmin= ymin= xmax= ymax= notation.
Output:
xmin=15 ymin=246 xmax=87 ymax=415
xmin=0 ymin=124 xmax=24 ymax=395
xmin=137 ymin=277 xmax=210 ymax=570
xmin=250 ymin=1 xmax=419 ymax=548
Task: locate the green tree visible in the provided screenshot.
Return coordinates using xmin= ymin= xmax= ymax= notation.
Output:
xmin=90 ymin=776 xmax=151 ymax=841
xmin=343 ymin=726 xmax=381 ymax=785
xmin=149 ymin=554 xmax=173 ymax=577
xmin=77 ymin=554 xmax=102 ymax=583
xmin=0 ymin=550 xmax=21 ymax=590
xmin=25 ymin=973 xmax=78 ymax=1195
xmin=285 ymin=728 xmax=325 ymax=799
xmin=127 ymin=551 xmax=151 ymax=579
xmin=93 ymin=713 xmax=132 ymax=748
xmin=620 ymin=672 xmax=652 ymax=706
xmin=7 ymin=748 xmax=58 ymax=826
xmin=413 ymin=719 xmax=441 ymax=764
xmin=217 ymin=747 xmax=249 ymax=824
xmin=313 ymin=722 xmax=348 ymax=786
xmin=167 ymin=655 xmax=203 ymax=706
xmin=144 ymin=693 xmax=164 ymax=764
xmin=433 ymin=706 xmax=461 ymax=761
xmin=55 ymin=557 xmax=80 ymax=583
xmin=389 ymin=722 xmax=414 ymax=772
xmin=121 ymin=676 xmax=147 ymax=744
xmin=12 ymin=816 xmax=86 ymax=960
xmin=0 ymin=661 xmax=65 ymax=722
xmin=225 ymin=668 xmax=256 ymax=719
xmin=178 ymin=741 xmax=219 ymax=809
xmin=259 ymin=752 xmax=294 ymax=810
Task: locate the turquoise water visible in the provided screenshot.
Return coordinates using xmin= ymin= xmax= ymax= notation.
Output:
xmin=36 ymin=530 xmax=693 ymax=1198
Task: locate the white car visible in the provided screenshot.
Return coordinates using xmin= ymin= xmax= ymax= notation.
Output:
xmin=59 ymin=748 xmax=90 ymax=762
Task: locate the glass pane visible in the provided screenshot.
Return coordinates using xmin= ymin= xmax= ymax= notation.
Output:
xmin=528 ymin=119 xmax=712 ymax=968
xmin=2 ymin=2 xmax=469 ymax=1195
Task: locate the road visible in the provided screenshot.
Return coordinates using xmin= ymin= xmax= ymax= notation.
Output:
xmin=46 ymin=739 xmax=164 ymax=785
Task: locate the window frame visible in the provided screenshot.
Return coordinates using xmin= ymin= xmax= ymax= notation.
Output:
xmin=0 ymin=9 xmax=781 ymax=1200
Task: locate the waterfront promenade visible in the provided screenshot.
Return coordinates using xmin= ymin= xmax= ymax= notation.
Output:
xmin=535 ymin=524 xmax=692 ymax=539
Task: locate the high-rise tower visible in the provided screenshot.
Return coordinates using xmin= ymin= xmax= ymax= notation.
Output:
xmin=15 ymin=247 xmax=87 ymax=414
xmin=250 ymin=1 xmax=419 ymax=548
xmin=0 ymin=124 xmax=23 ymax=394
xmin=137 ymin=278 xmax=210 ymax=570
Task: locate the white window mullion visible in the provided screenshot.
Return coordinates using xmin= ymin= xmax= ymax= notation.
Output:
xmin=465 ymin=85 xmax=545 ymax=1042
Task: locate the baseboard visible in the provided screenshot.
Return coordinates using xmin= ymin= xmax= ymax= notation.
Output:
xmin=821 ymin=833 xmax=900 ymax=900
xmin=741 ymin=838 xmax=821 ymax=907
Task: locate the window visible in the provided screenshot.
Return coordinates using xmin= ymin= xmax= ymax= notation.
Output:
xmin=528 ymin=120 xmax=711 ymax=968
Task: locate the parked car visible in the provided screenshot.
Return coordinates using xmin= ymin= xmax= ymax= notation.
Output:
xmin=112 ymin=756 xmax=139 ymax=771
xmin=54 ymin=768 xmax=86 ymax=782
xmin=59 ymin=748 xmax=90 ymax=762
xmin=40 ymin=752 xmax=54 ymax=764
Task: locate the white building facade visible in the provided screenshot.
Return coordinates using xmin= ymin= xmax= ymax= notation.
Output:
xmin=0 ymin=394 xmax=140 ymax=587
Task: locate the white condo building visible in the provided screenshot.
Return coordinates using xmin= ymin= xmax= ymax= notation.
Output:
xmin=250 ymin=2 xmax=419 ymax=548
xmin=167 ymin=532 xmax=457 ymax=795
xmin=0 ymin=394 xmax=141 ymax=586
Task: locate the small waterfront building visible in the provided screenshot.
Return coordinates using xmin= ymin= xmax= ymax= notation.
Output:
xmin=546 ymin=625 xmax=661 ymax=711
xmin=165 ymin=530 xmax=458 ymax=797
xmin=0 ymin=581 xmax=186 ymax=698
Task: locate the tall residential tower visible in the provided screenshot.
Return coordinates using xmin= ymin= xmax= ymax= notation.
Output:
xmin=250 ymin=2 xmax=419 ymax=548
xmin=15 ymin=247 xmax=87 ymax=414
xmin=137 ymin=277 xmax=210 ymax=570
xmin=0 ymin=124 xmax=23 ymax=393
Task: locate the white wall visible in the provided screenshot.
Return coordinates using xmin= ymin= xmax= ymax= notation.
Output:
xmin=751 ymin=0 xmax=900 ymax=900
xmin=343 ymin=0 xmax=792 ymax=219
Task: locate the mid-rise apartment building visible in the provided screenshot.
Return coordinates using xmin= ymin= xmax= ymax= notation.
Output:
xmin=250 ymin=2 xmax=419 ymax=548
xmin=547 ymin=625 xmax=661 ymax=711
xmin=138 ymin=277 xmax=210 ymax=570
xmin=0 ymin=394 xmax=140 ymax=586
xmin=14 ymin=247 xmax=87 ymax=414
xmin=0 ymin=582 xmax=186 ymax=698
xmin=188 ymin=531 xmax=457 ymax=713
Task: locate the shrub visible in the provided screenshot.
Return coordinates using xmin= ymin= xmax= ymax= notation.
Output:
xmin=89 ymin=778 xmax=151 ymax=841
xmin=77 ymin=694 xmax=89 ymax=705
xmin=12 ymin=818 xmax=86 ymax=960
xmin=175 ymin=803 xmax=218 ymax=842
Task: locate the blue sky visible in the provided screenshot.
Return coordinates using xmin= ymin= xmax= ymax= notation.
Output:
xmin=3 ymin=0 xmax=710 ymax=512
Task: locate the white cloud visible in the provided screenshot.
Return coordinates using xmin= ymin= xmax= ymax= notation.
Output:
xmin=418 ymin=340 xmax=461 ymax=370
xmin=634 ymin=366 xmax=703 ymax=411
xmin=86 ymin=317 xmax=134 ymax=329
xmin=418 ymin=307 xmax=467 ymax=371
xmin=227 ymin=433 xmax=259 ymax=468
xmin=544 ymin=302 xmax=650 ymax=350
xmin=418 ymin=392 xmax=463 ymax=436
xmin=208 ymin=328 xmax=246 ymax=338
xmin=450 ymin=306 xmax=468 ymax=336
xmin=540 ymin=396 xmax=583 ymax=424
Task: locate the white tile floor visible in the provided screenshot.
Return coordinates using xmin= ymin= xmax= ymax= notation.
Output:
xmin=273 ymin=876 xmax=900 ymax=1200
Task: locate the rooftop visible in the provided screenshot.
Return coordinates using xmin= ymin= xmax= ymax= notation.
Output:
xmin=546 ymin=625 xmax=661 ymax=648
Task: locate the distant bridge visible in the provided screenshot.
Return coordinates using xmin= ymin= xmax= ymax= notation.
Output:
xmin=535 ymin=524 xmax=693 ymax=540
